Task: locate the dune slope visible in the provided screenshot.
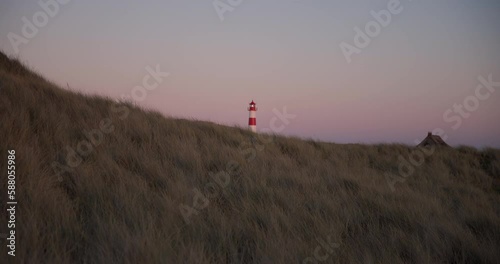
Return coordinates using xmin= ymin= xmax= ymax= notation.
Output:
xmin=0 ymin=52 xmax=500 ymax=263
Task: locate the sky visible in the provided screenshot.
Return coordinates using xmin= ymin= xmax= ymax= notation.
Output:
xmin=1 ymin=0 xmax=499 ymax=147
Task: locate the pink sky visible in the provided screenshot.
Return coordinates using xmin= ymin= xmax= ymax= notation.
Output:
xmin=1 ymin=0 xmax=499 ymax=147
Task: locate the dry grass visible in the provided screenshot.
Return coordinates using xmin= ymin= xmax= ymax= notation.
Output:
xmin=0 ymin=51 xmax=499 ymax=263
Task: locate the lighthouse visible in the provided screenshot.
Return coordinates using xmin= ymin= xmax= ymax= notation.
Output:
xmin=248 ymin=100 xmax=257 ymax=133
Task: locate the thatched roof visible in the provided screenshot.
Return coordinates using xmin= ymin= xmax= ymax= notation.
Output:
xmin=417 ymin=132 xmax=450 ymax=147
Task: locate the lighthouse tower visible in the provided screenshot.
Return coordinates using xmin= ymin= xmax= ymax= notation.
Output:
xmin=248 ymin=100 xmax=257 ymax=133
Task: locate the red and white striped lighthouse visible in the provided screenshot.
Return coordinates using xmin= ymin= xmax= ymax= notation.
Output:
xmin=248 ymin=100 xmax=257 ymax=133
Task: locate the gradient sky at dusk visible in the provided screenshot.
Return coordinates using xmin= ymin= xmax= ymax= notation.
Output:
xmin=1 ymin=0 xmax=499 ymax=147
